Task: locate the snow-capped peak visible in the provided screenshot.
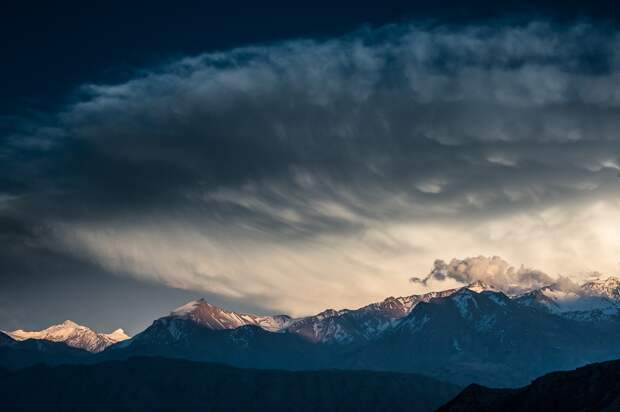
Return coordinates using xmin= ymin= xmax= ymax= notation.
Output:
xmin=465 ymin=280 xmax=498 ymax=293
xmin=6 ymin=321 xmax=130 ymax=353
xmin=169 ymin=298 xmax=293 ymax=332
xmin=102 ymin=328 xmax=130 ymax=342
xmin=581 ymin=276 xmax=620 ymax=300
xmin=156 ymin=278 xmax=620 ymax=346
xmin=515 ymin=283 xmax=620 ymax=319
xmin=171 ymin=299 xmax=206 ymax=316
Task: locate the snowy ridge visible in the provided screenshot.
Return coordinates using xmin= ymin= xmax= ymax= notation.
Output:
xmin=13 ymin=276 xmax=617 ymax=351
xmin=162 ymin=280 xmax=512 ymax=344
xmin=465 ymin=280 xmax=499 ymax=293
xmin=284 ymin=287 xmax=467 ymax=344
xmin=515 ymin=277 xmax=620 ymax=320
xmin=281 ymin=277 xmax=620 ymax=342
xmin=6 ymin=320 xmax=129 ymax=353
xmin=170 ymin=298 xmax=294 ymax=332
xmin=582 ymin=277 xmax=620 ymax=300
xmin=103 ymin=328 xmax=131 ymax=342
xmin=247 ymin=281 xmax=493 ymax=343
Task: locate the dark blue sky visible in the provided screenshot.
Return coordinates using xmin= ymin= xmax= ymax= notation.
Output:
xmin=2 ymin=1 xmax=620 ymax=336
xmin=2 ymin=0 xmax=614 ymax=116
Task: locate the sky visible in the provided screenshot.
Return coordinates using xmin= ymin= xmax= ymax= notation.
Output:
xmin=2 ymin=1 xmax=620 ymax=335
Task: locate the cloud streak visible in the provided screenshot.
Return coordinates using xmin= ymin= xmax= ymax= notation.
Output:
xmin=2 ymin=21 xmax=620 ymax=314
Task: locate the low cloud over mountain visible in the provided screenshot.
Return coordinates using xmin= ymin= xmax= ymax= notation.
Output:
xmin=411 ymin=256 xmax=555 ymax=294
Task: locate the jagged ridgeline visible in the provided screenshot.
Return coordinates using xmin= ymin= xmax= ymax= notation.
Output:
xmin=3 ymin=277 xmax=620 ymax=387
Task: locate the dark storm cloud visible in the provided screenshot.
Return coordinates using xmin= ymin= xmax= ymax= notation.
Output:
xmin=2 ymin=21 xmax=620 ymax=317
xmin=5 ymin=22 xmax=620 ymax=230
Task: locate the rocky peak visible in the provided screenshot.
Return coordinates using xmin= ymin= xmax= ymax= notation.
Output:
xmin=6 ymin=320 xmax=129 ymax=353
xmin=169 ymin=299 xmax=293 ymax=332
xmin=582 ymin=276 xmax=620 ymax=300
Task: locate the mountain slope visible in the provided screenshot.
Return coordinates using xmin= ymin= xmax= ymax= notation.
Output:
xmin=99 ymin=282 xmax=620 ymax=387
xmin=0 ymin=357 xmax=462 ymax=412
xmin=582 ymin=277 xmax=620 ymax=300
xmin=438 ymin=359 xmax=620 ymax=411
xmin=0 ymin=331 xmax=90 ymax=369
xmin=348 ymin=288 xmax=620 ymax=386
xmin=104 ymin=284 xmax=485 ymax=366
xmin=0 ymin=331 xmax=14 ymax=346
xmin=6 ymin=320 xmax=129 ymax=353
xmin=170 ymin=299 xmax=293 ymax=331
xmin=156 ymin=281 xmax=490 ymax=346
xmin=515 ymin=285 xmax=619 ymax=321
xmin=6 ymin=278 xmax=620 ymax=387
xmin=285 ymin=287 xmax=460 ymax=344
xmin=164 ymin=277 xmax=620 ymax=344
xmin=102 ymin=319 xmax=327 ymax=370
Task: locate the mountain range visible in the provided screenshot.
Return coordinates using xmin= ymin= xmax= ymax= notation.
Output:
xmin=3 ymin=276 xmax=620 ymax=387
xmin=6 ymin=320 xmax=129 ymax=353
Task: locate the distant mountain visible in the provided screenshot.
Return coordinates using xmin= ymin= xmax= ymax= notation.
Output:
xmin=347 ymin=288 xmax=620 ymax=386
xmin=286 ymin=287 xmax=460 ymax=344
xmin=134 ymin=281 xmax=487 ymax=348
xmin=582 ymin=276 xmax=620 ymax=300
xmin=0 ymin=357 xmax=462 ymax=412
xmin=5 ymin=320 xmax=129 ymax=353
xmin=103 ymin=320 xmax=326 ymax=370
xmin=169 ymin=299 xmax=293 ymax=331
xmin=515 ymin=277 xmax=620 ymax=321
xmin=161 ymin=278 xmax=619 ymax=345
xmin=6 ymin=277 xmax=620 ymax=388
xmin=102 ymin=280 xmax=620 ymax=386
xmin=0 ymin=331 xmax=89 ymax=369
xmin=102 ymin=283 xmax=484 ymax=367
xmin=438 ymin=358 xmax=620 ymax=411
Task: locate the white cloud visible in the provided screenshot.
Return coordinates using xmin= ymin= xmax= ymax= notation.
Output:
xmin=50 ymin=199 xmax=620 ymax=315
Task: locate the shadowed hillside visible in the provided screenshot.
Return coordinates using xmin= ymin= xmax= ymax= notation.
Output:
xmin=0 ymin=356 xmax=461 ymax=412
xmin=438 ymin=358 xmax=620 ymax=411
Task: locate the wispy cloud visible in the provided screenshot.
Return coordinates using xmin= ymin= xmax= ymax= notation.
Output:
xmin=2 ymin=21 xmax=620 ymax=314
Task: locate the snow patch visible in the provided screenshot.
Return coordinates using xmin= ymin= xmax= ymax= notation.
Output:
xmin=171 ymin=300 xmax=203 ymax=316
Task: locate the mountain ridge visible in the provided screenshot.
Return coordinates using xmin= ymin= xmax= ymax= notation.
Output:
xmin=135 ymin=276 xmax=620 ymax=344
xmin=5 ymin=320 xmax=129 ymax=353
xmin=5 ymin=276 xmax=620 ymax=387
xmin=99 ymin=278 xmax=620 ymax=386
xmin=170 ymin=298 xmax=294 ymax=332
xmin=438 ymin=358 xmax=620 ymax=411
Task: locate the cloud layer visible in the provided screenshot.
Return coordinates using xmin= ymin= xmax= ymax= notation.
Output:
xmin=2 ymin=21 xmax=620 ymax=315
